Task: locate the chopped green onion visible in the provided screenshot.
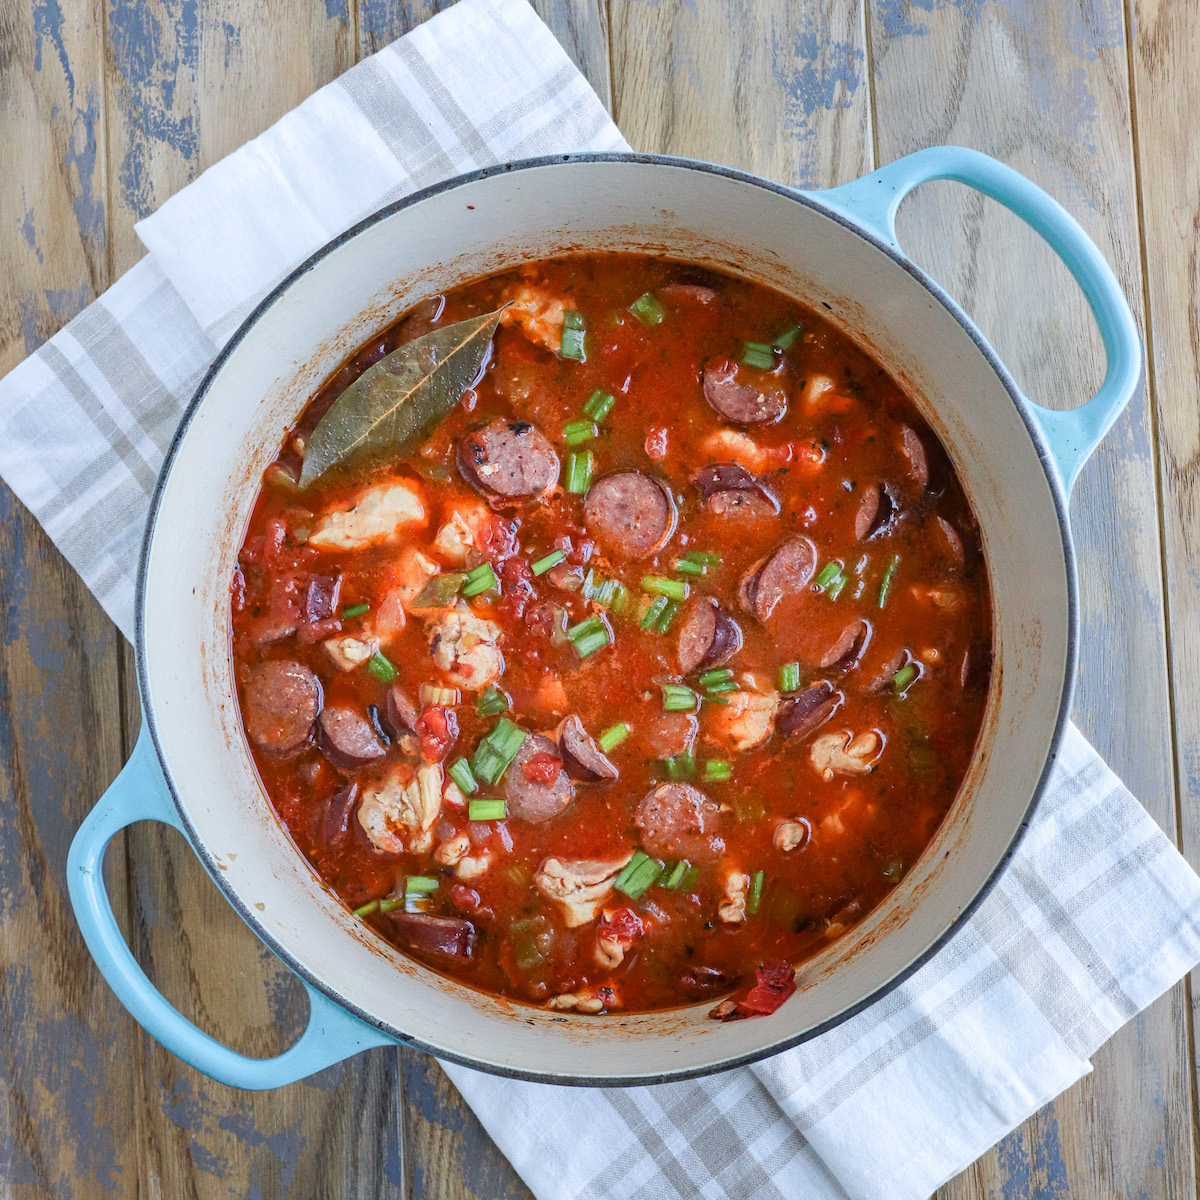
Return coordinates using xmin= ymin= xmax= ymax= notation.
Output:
xmin=461 ymin=561 xmax=499 ymax=597
xmin=411 ymin=572 xmax=466 ymax=610
xmin=705 ymin=679 xmax=738 ymax=695
xmin=664 ymin=751 xmax=695 ymax=780
xmin=565 ymin=450 xmax=593 ymax=494
xmin=405 ymin=876 xmax=439 ymax=893
xmin=640 ymin=595 xmax=668 ymax=630
xmin=653 ymin=599 xmax=681 ymax=634
xmin=663 ymin=860 xmax=690 ymax=889
xmin=476 ymin=685 xmax=509 ymax=717
xmin=567 ymin=614 xmax=612 ymax=658
xmin=827 ymin=572 xmax=848 ymax=601
xmin=642 ymin=574 xmax=689 ymax=601
xmin=583 ymin=389 xmax=616 ymax=422
xmin=531 ymin=549 xmax=565 ymax=576
xmin=703 ymin=759 xmax=732 ymax=782
xmin=778 ymin=662 xmax=801 ymax=693
xmin=468 ymin=799 xmax=508 ymax=821
xmin=699 ymin=667 xmax=734 ymax=688
xmin=367 ymin=651 xmax=398 ymax=683
xmin=380 ymin=896 xmax=406 ymax=914
xmin=679 ymin=864 xmax=700 ymax=892
xmin=342 ymin=602 xmax=369 ymax=618
xmin=685 ymin=550 xmax=721 ymax=567
xmin=605 ymin=581 xmax=631 ymax=613
xmin=661 ymin=683 xmax=698 ymax=712
xmin=748 ymin=870 xmax=765 ymax=915
xmin=814 ymin=561 xmax=843 ymax=590
xmin=675 ymin=558 xmax=705 ymax=577
xmin=614 ymin=851 xmax=664 ymax=899
xmin=419 ymin=682 xmax=460 ymax=707
xmin=772 ymin=322 xmax=801 ymax=349
xmin=471 ymin=717 xmax=528 ymax=785
xmin=741 ymin=341 xmax=776 ymax=370
xmin=448 ymin=758 xmax=478 ymax=796
xmin=598 ymin=723 xmax=629 ymax=752
xmin=560 ymin=309 xmax=586 ymax=360
xmin=894 ymin=663 xmax=918 ymax=693
xmin=353 ymin=900 xmax=380 ymax=917
xmin=567 ymin=614 xmax=605 ymax=642
xmin=628 ymin=293 xmax=666 ymax=326
xmin=403 ymin=893 xmax=433 ymax=913
xmin=879 ymin=555 xmax=901 ymax=608
xmin=564 ymin=419 xmax=598 ymax=446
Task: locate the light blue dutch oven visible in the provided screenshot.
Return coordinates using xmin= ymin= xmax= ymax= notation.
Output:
xmin=68 ymin=147 xmax=1140 ymax=1089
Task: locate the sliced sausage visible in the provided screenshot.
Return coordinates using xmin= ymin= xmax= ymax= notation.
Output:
xmin=819 ymin=619 xmax=871 ymax=671
xmin=305 ymin=575 xmax=342 ymax=622
xmin=934 ymin=516 xmax=965 ymax=567
xmin=645 ymin=710 xmax=698 ymax=758
xmin=901 ymin=426 xmax=929 ymax=490
xmin=855 ymin=484 xmax=897 ymax=540
xmin=960 ymin=642 xmax=993 ymax=692
xmin=739 ymin=536 xmax=818 ymax=622
xmin=504 ymin=733 xmax=575 ymax=822
xmin=702 ymin=357 xmax=787 ymax=425
xmin=692 ymin=463 xmax=780 ymax=519
xmin=321 ymin=782 xmax=359 ymax=845
xmin=556 ymin=715 xmax=618 ymax=782
xmin=863 ymin=649 xmax=908 ymax=694
xmin=583 ymin=472 xmax=676 ymax=560
xmin=677 ymin=597 xmax=743 ymax=674
xmin=243 ymin=660 xmax=322 ymax=757
xmin=457 ymin=419 xmax=559 ymax=499
xmin=387 ymin=912 xmax=475 ymax=960
xmin=778 ymin=680 xmax=844 ymax=741
xmin=635 ymin=782 xmax=725 ymax=862
xmin=660 ymin=282 xmax=718 ymax=305
xmin=318 ymin=707 xmax=387 ymax=770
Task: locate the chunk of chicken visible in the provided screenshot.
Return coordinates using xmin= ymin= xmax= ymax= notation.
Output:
xmin=595 ymin=931 xmax=625 ymax=970
xmin=323 ymin=634 xmax=379 ymax=671
xmin=435 ymin=833 xmax=470 ymax=867
xmin=499 ymin=283 xmax=567 ymax=353
xmin=308 ymin=480 xmax=426 ymax=551
xmin=709 ymin=688 xmax=779 ymax=752
xmin=431 ymin=502 xmax=493 ymax=566
xmin=718 ymin=871 xmax=749 ymax=923
xmin=356 ymin=764 xmax=444 ymax=855
xmin=455 ymin=852 xmax=491 ymax=881
xmin=428 ymin=605 xmax=504 ymax=691
xmin=534 ymin=854 xmax=634 ymax=928
xmin=810 ymin=729 xmax=884 ymax=780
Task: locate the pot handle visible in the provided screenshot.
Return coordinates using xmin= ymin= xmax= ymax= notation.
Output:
xmin=67 ymin=729 xmax=397 ymax=1090
xmin=814 ymin=146 xmax=1141 ymax=493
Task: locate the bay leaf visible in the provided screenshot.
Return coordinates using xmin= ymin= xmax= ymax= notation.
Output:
xmin=299 ymin=304 xmax=507 ymax=488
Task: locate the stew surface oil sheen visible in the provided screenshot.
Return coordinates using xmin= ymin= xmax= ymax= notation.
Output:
xmin=231 ymin=255 xmax=992 ymax=1016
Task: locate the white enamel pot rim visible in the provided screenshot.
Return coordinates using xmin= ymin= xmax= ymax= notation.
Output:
xmin=68 ymin=149 xmax=1141 ymax=1091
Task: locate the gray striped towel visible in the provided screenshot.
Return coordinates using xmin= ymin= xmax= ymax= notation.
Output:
xmin=2 ymin=2 xmax=1197 ymax=1198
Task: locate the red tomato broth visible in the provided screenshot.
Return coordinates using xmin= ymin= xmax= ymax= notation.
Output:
xmin=231 ymin=254 xmax=992 ymax=1014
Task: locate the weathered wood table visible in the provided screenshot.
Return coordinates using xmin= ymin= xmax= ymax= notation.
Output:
xmin=1 ymin=1 xmax=1195 ymax=1195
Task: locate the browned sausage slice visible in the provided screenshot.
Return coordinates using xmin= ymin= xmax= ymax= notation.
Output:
xmin=457 ymin=419 xmax=559 ymax=499
xmin=819 ymin=619 xmax=871 ymax=671
xmin=635 ymin=782 xmax=725 ymax=862
xmin=243 ymin=660 xmax=322 ymax=757
xmin=504 ymin=732 xmax=575 ymax=822
xmin=305 ymin=575 xmax=342 ymax=622
xmin=387 ymin=912 xmax=476 ymax=960
xmin=901 ymin=426 xmax=929 ymax=489
xmin=934 ymin=516 xmax=965 ymax=567
xmin=556 ymin=715 xmax=618 ymax=782
xmin=583 ymin=472 xmax=676 ymax=560
xmin=778 ymin=680 xmax=844 ymax=741
xmin=385 ymin=683 xmax=420 ymax=734
xmin=855 ymin=484 xmax=897 ymax=540
xmin=318 ymin=707 xmax=387 ymax=770
xmin=692 ymin=463 xmax=780 ymax=518
xmin=644 ymin=711 xmax=698 ymax=759
xmin=739 ymin=536 xmax=818 ymax=622
xmin=702 ymin=357 xmax=787 ymax=425
xmin=321 ymin=782 xmax=359 ymax=845
xmin=677 ymin=597 xmax=743 ymax=674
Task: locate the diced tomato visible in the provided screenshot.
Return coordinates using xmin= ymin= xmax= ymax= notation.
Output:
xmin=498 ymin=555 xmax=535 ymax=620
xmin=263 ymin=517 xmax=288 ymax=561
xmin=450 ymin=884 xmax=481 ymax=912
xmin=522 ymin=752 xmax=561 ymax=784
xmin=415 ymin=705 xmax=459 ymax=762
xmin=644 ymin=426 xmax=668 ymax=460
xmin=568 ymin=538 xmax=594 ymax=566
xmin=599 ymin=907 xmax=643 ymax=946
xmin=709 ymin=959 xmax=796 ymax=1021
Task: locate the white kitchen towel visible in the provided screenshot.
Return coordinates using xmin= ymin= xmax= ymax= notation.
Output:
xmin=1 ymin=3 xmax=1198 ymax=1200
